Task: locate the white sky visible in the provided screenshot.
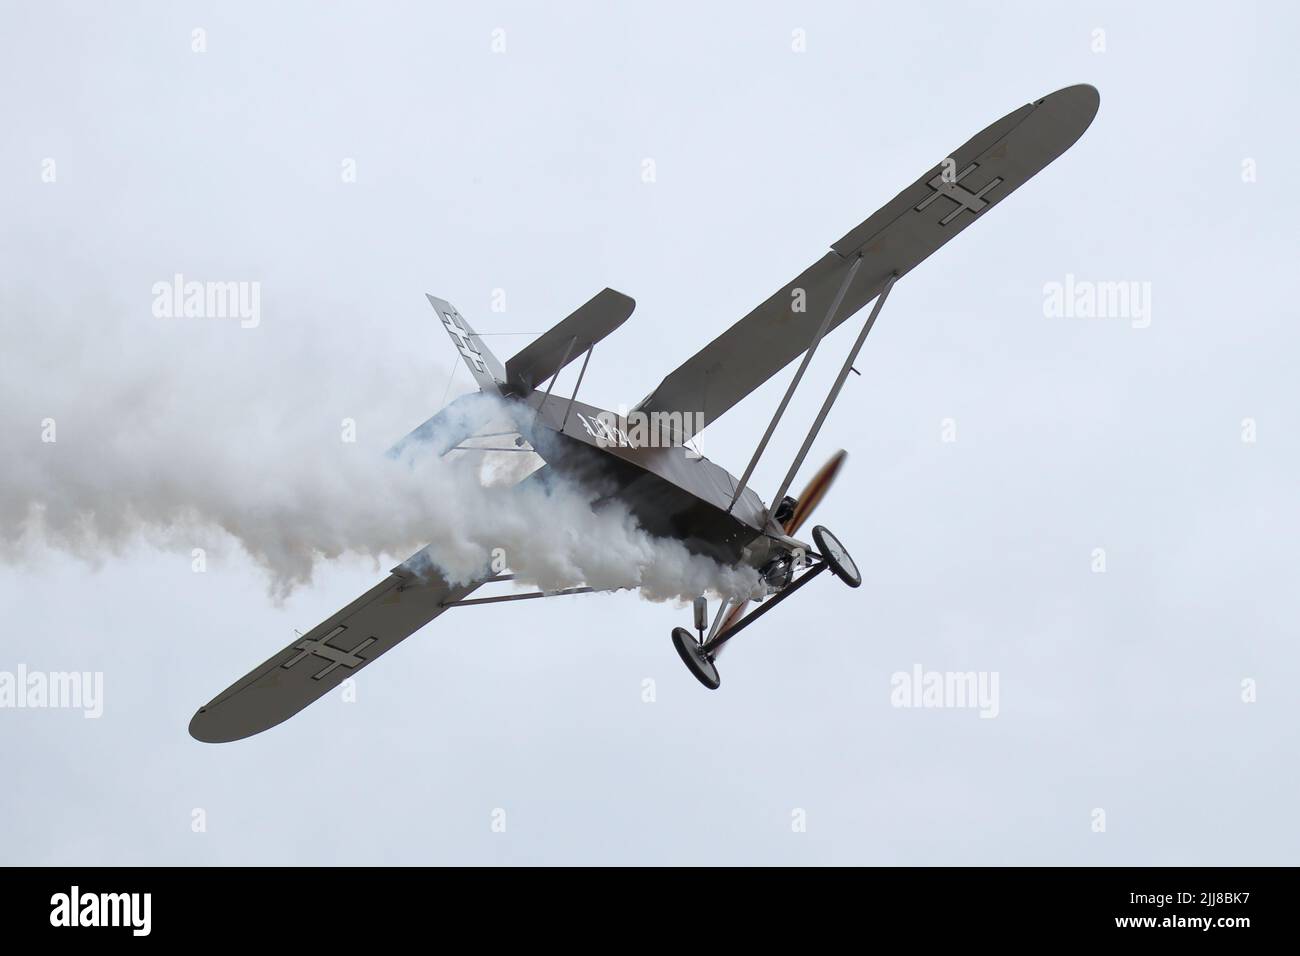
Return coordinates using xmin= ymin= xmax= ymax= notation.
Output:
xmin=1 ymin=0 xmax=1296 ymax=864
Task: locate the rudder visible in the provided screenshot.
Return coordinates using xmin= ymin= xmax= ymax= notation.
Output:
xmin=426 ymin=294 xmax=507 ymax=394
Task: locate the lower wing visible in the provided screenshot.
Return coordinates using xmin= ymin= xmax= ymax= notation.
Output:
xmin=189 ymin=468 xmax=550 ymax=743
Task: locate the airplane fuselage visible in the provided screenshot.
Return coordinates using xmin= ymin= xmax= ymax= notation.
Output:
xmin=512 ymin=391 xmax=786 ymax=571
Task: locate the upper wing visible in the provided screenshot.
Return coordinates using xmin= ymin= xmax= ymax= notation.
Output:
xmin=189 ymin=467 xmax=551 ymax=743
xmin=635 ymin=85 xmax=1099 ymax=430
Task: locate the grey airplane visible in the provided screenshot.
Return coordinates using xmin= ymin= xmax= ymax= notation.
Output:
xmin=189 ymin=84 xmax=1100 ymax=743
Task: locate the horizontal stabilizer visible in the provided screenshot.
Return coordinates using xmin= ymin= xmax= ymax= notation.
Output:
xmin=506 ymin=288 xmax=634 ymax=391
xmin=386 ymin=391 xmax=506 ymax=460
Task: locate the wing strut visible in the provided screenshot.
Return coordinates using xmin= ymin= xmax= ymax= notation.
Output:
xmin=443 ymin=586 xmax=596 ymax=607
xmin=536 ymin=336 xmax=578 ymax=415
xmin=727 ymin=253 xmax=865 ymax=511
xmin=770 ymin=273 xmax=897 ymax=508
xmin=560 ymin=344 xmax=594 ymax=430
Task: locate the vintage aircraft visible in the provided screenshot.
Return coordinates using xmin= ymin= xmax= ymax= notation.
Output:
xmin=189 ymin=84 xmax=1099 ymax=742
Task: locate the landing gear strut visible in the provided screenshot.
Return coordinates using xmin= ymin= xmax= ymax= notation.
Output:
xmin=671 ymin=525 xmax=860 ymax=690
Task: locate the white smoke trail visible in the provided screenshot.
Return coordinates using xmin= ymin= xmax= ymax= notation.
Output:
xmin=0 ymin=286 xmax=762 ymax=605
xmin=394 ymin=405 xmax=766 ymax=602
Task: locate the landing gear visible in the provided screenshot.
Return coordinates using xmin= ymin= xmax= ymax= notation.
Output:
xmin=671 ymin=627 xmax=721 ymax=690
xmin=670 ymin=525 xmax=861 ymax=688
xmin=812 ymin=525 xmax=862 ymax=588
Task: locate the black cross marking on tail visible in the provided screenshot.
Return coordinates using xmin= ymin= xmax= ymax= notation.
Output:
xmin=282 ymin=626 xmax=378 ymax=680
xmin=440 ymin=311 xmax=488 ymax=373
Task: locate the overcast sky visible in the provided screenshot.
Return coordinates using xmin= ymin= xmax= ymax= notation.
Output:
xmin=1 ymin=0 xmax=1297 ymax=864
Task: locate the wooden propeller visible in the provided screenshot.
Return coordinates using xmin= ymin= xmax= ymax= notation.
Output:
xmin=714 ymin=450 xmax=847 ymax=641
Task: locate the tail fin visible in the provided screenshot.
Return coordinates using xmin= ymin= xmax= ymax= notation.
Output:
xmin=426 ymin=294 xmax=507 ymax=395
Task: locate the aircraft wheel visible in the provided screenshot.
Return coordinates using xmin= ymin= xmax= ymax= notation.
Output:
xmin=671 ymin=627 xmax=721 ymax=690
xmin=812 ymin=525 xmax=862 ymax=588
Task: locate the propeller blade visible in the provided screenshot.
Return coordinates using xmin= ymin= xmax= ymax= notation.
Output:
xmin=716 ymin=450 xmax=848 ymax=643
xmin=784 ymin=449 xmax=846 ymax=535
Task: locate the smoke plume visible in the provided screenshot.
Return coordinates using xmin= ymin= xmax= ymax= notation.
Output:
xmin=0 ymin=283 xmax=762 ymax=605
